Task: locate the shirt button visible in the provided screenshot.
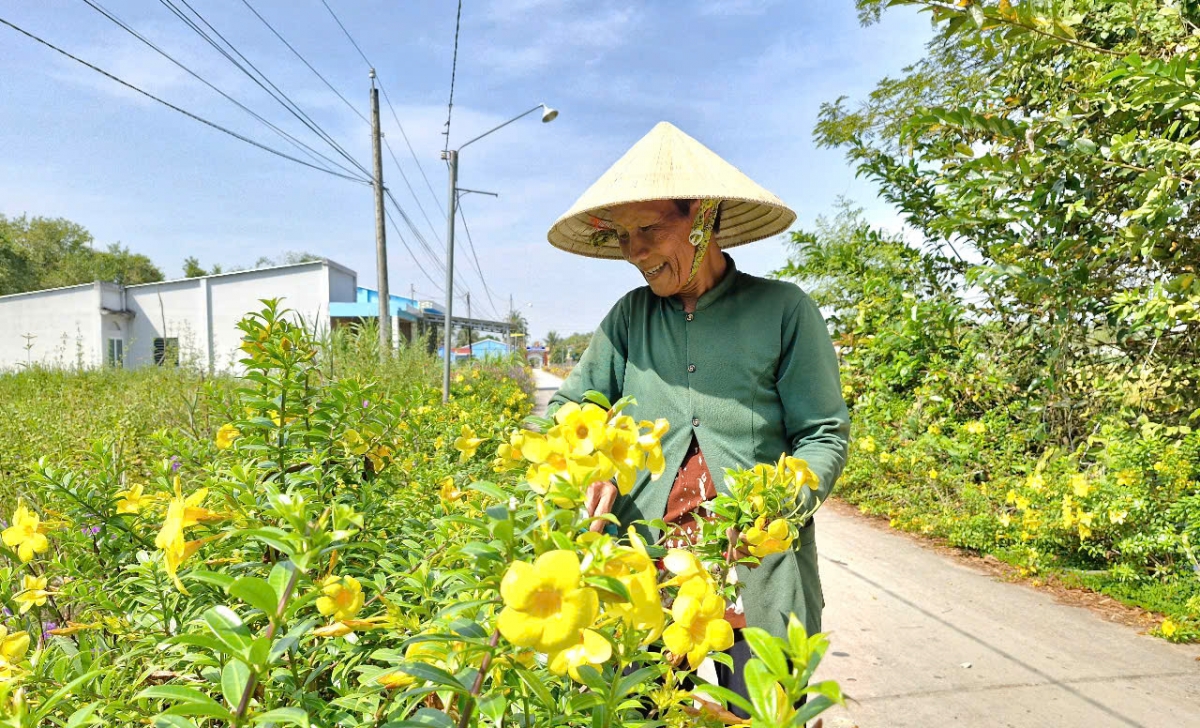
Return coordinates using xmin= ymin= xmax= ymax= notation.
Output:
xmin=685 ymin=313 xmax=694 ymax=321
xmin=692 ymin=417 xmax=700 ymax=427
xmin=688 ymin=364 xmax=697 ymax=373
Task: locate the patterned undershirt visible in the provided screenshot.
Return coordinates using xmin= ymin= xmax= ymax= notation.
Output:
xmin=661 ymin=434 xmax=746 ymax=629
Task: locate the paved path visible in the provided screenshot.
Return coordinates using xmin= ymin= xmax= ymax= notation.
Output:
xmin=813 ymin=501 xmax=1200 ymax=727
xmin=528 ymin=368 xmax=1200 ymax=726
xmin=531 ymin=367 xmax=562 ymax=416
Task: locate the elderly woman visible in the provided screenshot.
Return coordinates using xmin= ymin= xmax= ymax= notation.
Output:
xmin=545 ymin=122 xmax=850 ymax=709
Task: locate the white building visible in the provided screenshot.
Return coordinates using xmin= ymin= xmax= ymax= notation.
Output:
xmin=0 ymin=259 xmax=357 ymax=372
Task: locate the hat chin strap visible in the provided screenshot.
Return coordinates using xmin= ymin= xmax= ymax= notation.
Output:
xmin=685 ymin=199 xmax=720 ymax=286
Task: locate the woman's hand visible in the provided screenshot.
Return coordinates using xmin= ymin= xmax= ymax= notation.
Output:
xmin=725 ymin=526 xmax=752 ymax=563
xmin=585 ymin=480 xmax=619 ymax=533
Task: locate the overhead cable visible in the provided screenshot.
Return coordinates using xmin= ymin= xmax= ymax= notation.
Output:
xmin=0 ymin=15 xmax=368 ymax=184
xmin=238 ymin=0 xmax=370 ymax=126
xmin=80 ymin=0 xmax=369 ymax=182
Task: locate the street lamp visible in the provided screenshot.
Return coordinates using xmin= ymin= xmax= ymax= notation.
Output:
xmin=440 ymin=104 xmax=558 ymax=403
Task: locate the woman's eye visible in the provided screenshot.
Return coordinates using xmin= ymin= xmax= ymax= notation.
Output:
xmin=639 ymin=225 xmax=654 ymax=233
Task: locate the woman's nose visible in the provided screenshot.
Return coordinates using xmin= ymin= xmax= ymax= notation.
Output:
xmin=625 ymin=232 xmax=652 ymax=262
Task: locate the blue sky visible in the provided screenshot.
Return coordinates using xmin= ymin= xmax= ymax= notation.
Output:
xmin=0 ymin=0 xmax=932 ymax=339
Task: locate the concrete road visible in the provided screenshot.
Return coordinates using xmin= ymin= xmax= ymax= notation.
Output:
xmin=531 ymin=368 xmax=562 ymax=416
xmin=813 ymin=502 xmax=1200 ymax=727
xmin=529 ymin=368 xmax=1200 ymax=726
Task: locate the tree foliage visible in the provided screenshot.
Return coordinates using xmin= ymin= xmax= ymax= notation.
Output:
xmin=0 ymin=214 xmax=162 ymax=295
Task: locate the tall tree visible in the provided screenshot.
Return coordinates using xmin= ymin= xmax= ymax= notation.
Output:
xmin=0 ymin=214 xmax=163 ymax=294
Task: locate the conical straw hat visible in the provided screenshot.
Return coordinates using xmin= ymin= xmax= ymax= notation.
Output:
xmin=547 ymin=121 xmax=796 ymax=259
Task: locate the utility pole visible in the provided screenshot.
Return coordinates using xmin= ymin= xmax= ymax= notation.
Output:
xmin=466 ymin=291 xmax=472 ymax=360
xmin=440 ymin=149 xmax=458 ymax=403
xmin=370 ymin=69 xmax=391 ymax=358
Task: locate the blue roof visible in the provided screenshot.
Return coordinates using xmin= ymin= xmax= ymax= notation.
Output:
xmin=330 ymin=287 xmax=442 ymax=320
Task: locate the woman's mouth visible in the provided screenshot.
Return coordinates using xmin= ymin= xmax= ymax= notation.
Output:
xmin=643 ymin=262 xmax=667 ymax=279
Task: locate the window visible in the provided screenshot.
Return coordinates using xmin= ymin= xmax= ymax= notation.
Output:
xmin=107 ymin=338 xmax=124 ymax=368
xmin=154 ymin=337 xmax=179 ymax=367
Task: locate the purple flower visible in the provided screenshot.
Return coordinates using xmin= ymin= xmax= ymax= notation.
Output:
xmin=362 ymin=399 xmax=370 ymax=409
xmin=2 ymin=607 xmax=11 ymax=617
xmin=82 ymin=525 xmax=100 ymax=536
xmin=170 ymin=456 xmax=181 ymax=472
xmin=42 ymin=622 xmax=59 ymax=639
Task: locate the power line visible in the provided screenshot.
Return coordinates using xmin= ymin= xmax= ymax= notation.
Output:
xmin=455 ymin=202 xmax=501 ymax=319
xmin=383 ymin=206 xmax=442 ymax=293
xmin=156 ymin=0 xmax=370 ymax=178
xmin=0 ymin=15 xmax=368 ymax=185
xmin=238 ymin=0 xmax=369 ymax=127
xmin=442 ymin=0 xmax=463 ymax=154
xmin=80 ymin=0 xmax=370 ymax=183
xmin=383 ymin=136 xmax=442 ymax=246
xmin=380 ymin=83 xmax=445 ymax=218
xmin=384 ymin=188 xmax=446 ymax=277
xmin=319 ymin=0 xmax=372 ymax=68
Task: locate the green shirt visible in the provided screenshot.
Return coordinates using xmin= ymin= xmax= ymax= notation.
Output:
xmin=550 ymin=254 xmax=851 ymax=640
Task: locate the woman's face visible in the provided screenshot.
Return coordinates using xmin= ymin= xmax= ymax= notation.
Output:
xmin=611 ymin=199 xmax=699 ymax=298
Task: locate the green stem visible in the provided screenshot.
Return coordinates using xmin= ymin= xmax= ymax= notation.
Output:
xmin=456 ymin=629 xmax=501 ymax=728
xmin=231 ymin=565 xmax=302 ymax=726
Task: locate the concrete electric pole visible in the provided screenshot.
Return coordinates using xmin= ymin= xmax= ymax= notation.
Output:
xmin=370 ymin=70 xmax=391 ymax=358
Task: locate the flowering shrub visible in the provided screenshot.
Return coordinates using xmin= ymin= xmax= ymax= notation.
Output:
xmin=0 ymin=301 xmax=842 ymax=726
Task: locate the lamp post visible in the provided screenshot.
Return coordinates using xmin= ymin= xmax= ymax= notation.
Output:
xmin=440 ymin=103 xmax=558 ymax=403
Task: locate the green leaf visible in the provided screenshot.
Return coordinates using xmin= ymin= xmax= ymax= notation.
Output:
xmin=229 ymin=576 xmax=281 ymax=618
xmin=468 ymin=481 xmax=508 ymax=500
xmin=135 ymin=685 xmax=232 ymax=722
xmin=585 ymin=575 xmax=631 ymax=602
xmin=690 ymin=683 xmax=753 ymax=716
xmin=185 ymin=570 xmax=235 ymax=591
xmin=153 ymin=718 xmax=198 ymax=728
xmin=581 ymin=390 xmax=612 ymax=409
xmin=743 ymin=660 xmax=777 ymax=719
xmin=381 ymin=707 xmax=456 ymax=727
xmin=66 ymin=702 xmax=101 ymax=728
xmin=397 ymin=661 xmax=466 ymax=691
xmin=202 ymin=605 xmax=255 ymax=658
xmin=221 ymin=659 xmax=252 ymax=709
xmin=742 ymin=627 xmax=789 ymax=678
xmin=616 ymin=665 xmax=661 ymax=698
xmin=252 ymin=707 xmax=311 ymax=727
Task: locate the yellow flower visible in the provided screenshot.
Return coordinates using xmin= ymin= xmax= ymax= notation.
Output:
xmin=316 ymin=575 xmax=365 ymax=622
xmin=366 ymin=444 xmax=392 ymax=472
xmin=341 ymin=429 xmax=369 ymax=456
xmin=662 ymin=577 xmax=734 ymax=669
xmin=1108 ymin=508 xmax=1128 ymax=525
xmin=1015 ymin=495 xmax=1031 ymax=511
xmin=998 ymin=513 xmax=1012 ymax=527
xmin=858 ymin=436 xmax=877 ymax=453
xmin=555 ymin=402 xmax=609 ymax=456
xmin=453 ymin=425 xmax=484 ymax=462
xmin=965 ymin=421 xmax=986 ymax=435
xmin=601 ymin=421 xmax=644 ymax=495
xmin=1071 ymin=474 xmax=1091 ymax=498
xmin=14 ymin=574 xmax=50 ymax=614
xmin=0 ymin=626 xmax=30 ymax=682
xmin=1077 ymin=522 xmax=1092 ymax=540
xmin=600 ymin=545 xmax=665 ymax=643
xmin=661 ymin=549 xmax=709 ymax=590
xmin=927 ymin=469 xmax=939 ymax=480
xmin=47 ymin=621 xmax=100 ymax=637
xmin=744 ymin=516 xmax=795 ymax=559
xmin=1061 ymin=495 xmax=1076 ymax=528
xmin=637 ymin=419 xmax=670 ymax=479
xmin=1160 ymin=618 xmax=1179 ymax=638
xmin=115 ymin=483 xmax=148 ymax=515
xmin=215 ymin=423 xmax=240 ymax=450
xmin=927 ymin=424 xmax=942 ymax=436
xmin=548 ymin=629 xmax=612 ymax=682
xmin=439 ymin=476 xmax=463 ymax=503
xmin=1026 ymin=473 xmax=1045 ymax=492
xmin=497 ymin=550 xmax=598 ymax=654
xmin=154 ymin=477 xmax=224 ymax=594
xmin=782 ymin=455 xmax=820 ymax=492
xmin=2 ymin=501 xmax=50 ymax=563
xmin=878 ymin=451 xmax=891 ymax=464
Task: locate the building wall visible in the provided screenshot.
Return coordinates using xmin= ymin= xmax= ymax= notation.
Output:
xmin=0 ymin=283 xmax=103 ymax=370
xmin=0 ymin=261 xmax=358 ymax=373
xmin=125 ymin=261 xmax=355 ymax=372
